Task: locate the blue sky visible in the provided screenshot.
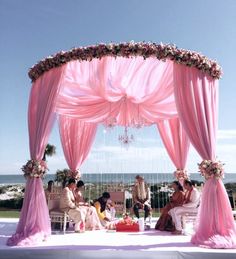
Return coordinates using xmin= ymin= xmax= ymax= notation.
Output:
xmin=0 ymin=0 xmax=236 ymax=176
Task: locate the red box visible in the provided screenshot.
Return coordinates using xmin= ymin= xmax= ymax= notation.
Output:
xmin=116 ymin=222 xmax=139 ymax=232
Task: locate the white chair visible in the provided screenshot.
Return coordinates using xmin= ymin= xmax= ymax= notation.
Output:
xmin=109 ymin=191 xmax=126 ymax=215
xmin=47 ymin=192 xmax=70 ymax=234
xmin=181 ymin=211 xmax=198 ymax=233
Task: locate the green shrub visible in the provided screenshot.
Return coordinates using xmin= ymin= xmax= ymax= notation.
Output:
xmin=0 ymin=198 xmax=23 ymax=209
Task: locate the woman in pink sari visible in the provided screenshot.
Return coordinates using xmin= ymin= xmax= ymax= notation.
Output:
xmin=75 ymin=180 xmax=103 ymax=231
xmin=155 ymin=181 xmax=185 ymax=231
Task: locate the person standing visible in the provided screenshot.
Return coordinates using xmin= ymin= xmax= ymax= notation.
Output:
xmin=132 ymin=175 xmax=151 ymax=221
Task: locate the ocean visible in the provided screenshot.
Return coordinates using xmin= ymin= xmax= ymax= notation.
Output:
xmin=0 ymin=173 xmax=236 ymax=185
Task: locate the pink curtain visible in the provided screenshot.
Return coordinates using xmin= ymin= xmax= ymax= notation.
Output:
xmin=15 ymin=56 xmax=236 ymax=249
xmin=56 ymin=57 xmax=177 ymax=125
xmin=7 ymin=66 xmax=65 ymax=246
xmin=157 ymin=118 xmax=190 ymax=172
xmin=58 ymin=116 xmax=97 ymax=172
xmin=174 ymin=64 xmax=236 ymax=248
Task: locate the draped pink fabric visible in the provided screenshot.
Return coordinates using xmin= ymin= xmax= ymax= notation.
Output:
xmin=56 ymin=57 xmax=177 ymax=124
xmin=157 ymin=118 xmax=190 ymax=171
xmin=193 ymin=178 xmax=236 ymax=248
xmin=14 ymin=55 xmax=236 ymax=249
xmin=58 ymin=116 xmax=97 ymax=172
xmin=174 ymin=64 xmax=236 ymax=248
xmin=7 ymin=66 xmax=65 ymax=246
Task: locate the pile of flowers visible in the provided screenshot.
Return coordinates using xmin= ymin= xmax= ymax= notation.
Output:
xmin=198 ymin=160 xmax=224 ymax=180
xmin=28 ymin=42 xmax=222 ymax=82
xmin=174 ymin=169 xmax=189 ymax=180
xmin=117 ymin=213 xmax=137 ymax=226
xmin=115 ymin=213 xmax=139 ymax=232
xmin=22 ymin=159 xmax=48 ymax=178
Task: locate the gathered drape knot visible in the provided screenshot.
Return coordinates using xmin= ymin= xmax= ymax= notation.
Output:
xmin=198 ymin=159 xmax=224 ymax=180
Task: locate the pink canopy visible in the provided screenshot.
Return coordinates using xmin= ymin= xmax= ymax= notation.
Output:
xmin=8 ymin=43 xmax=236 ymax=248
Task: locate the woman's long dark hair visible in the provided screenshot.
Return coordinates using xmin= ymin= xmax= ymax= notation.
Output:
xmin=173 ymin=181 xmax=184 ymax=191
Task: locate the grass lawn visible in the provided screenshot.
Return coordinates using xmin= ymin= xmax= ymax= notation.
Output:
xmin=0 ymin=210 xmax=20 ymax=218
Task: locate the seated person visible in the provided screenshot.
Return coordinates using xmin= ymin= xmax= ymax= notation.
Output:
xmin=168 ymin=179 xmax=200 ymax=235
xmin=105 ymin=199 xmax=116 ymax=220
xmin=75 ymin=180 xmax=103 ymax=230
xmin=59 ymin=178 xmax=83 ymax=233
xmin=132 ymin=175 xmax=151 ymax=221
xmin=94 ymin=192 xmax=112 ymax=227
xmin=155 ymin=181 xmax=185 ymax=231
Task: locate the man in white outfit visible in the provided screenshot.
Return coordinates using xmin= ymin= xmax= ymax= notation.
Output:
xmin=168 ymin=179 xmax=200 ymax=235
xmin=60 ymin=178 xmax=83 ymax=232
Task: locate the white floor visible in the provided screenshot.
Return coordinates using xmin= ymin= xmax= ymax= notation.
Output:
xmin=1 ymin=218 xmax=236 ymax=259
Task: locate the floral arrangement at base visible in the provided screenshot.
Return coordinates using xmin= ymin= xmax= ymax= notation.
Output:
xmin=28 ymin=42 xmax=222 ymax=82
xmin=174 ymin=169 xmax=189 ymax=181
xmin=22 ymin=159 xmax=48 ymax=179
xmin=198 ymin=159 xmax=224 ymax=180
xmin=116 ymin=213 xmax=139 ymax=232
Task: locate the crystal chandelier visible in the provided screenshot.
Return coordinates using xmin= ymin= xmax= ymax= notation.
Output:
xmin=118 ymin=127 xmax=134 ymax=148
xmin=104 ymin=117 xmax=117 ymax=129
xmin=131 ymin=117 xmax=147 ymax=129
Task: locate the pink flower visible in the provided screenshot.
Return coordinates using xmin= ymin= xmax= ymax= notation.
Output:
xmin=22 ymin=159 xmax=48 ymax=179
xmin=28 ymin=42 xmax=222 ymax=82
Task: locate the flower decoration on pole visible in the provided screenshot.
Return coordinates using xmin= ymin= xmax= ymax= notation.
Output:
xmin=174 ymin=169 xmax=189 ymax=185
xmin=22 ymin=159 xmax=48 ymax=179
xmin=198 ymin=160 xmax=224 ymax=180
xmin=29 ymin=42 xmax=222 ymax=82
xmin=55 ymin=169 xmax=81 ymax=187
xmin=68 ymin=170 xmax=81 ymax=180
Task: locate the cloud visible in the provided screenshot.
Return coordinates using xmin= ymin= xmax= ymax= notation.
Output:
xmin=217 ymin=130 xmax=236 ymax=140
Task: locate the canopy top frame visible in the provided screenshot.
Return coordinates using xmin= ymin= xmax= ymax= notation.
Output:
xmin=29 ymin=42 xmax=222 ymax=82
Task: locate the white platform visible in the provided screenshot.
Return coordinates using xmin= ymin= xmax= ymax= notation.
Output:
xmin=0 ymin=218 xmax=236 ymax=259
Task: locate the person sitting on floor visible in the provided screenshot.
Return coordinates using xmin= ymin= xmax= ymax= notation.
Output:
xmin=75 ymin=180 xmax=103 ymax=230
xmin=94 ymin=192 xmax=112 ymax=227
xmin=59 ymin=178 xmax=83 ymax=233
xmin=105 ymin=199 xmax=116 ymax=221
xmin=132 ymin=175 xmax=151 ymax=222
xmin=155 ymin=181 xmax=185 ymax=231
xmin=168 ymin=179 xmax=200 ymax=235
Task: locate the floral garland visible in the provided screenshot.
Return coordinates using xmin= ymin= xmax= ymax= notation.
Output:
xmin=28 ymin=42 xmax=222 ymax=82
xmin=198 ymin=160 xmax=224 ymax=180
xmin=174 ymin=169 xmax=189 ymax=180
xmin=22 ymin=159 xmax=48 ymax=178
xmin=55 ymin=169 xmax=81 ymax=184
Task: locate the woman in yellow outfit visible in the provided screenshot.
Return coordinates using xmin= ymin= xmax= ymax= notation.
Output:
xmin=94 ymin=192 xmax=111 ymax=227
